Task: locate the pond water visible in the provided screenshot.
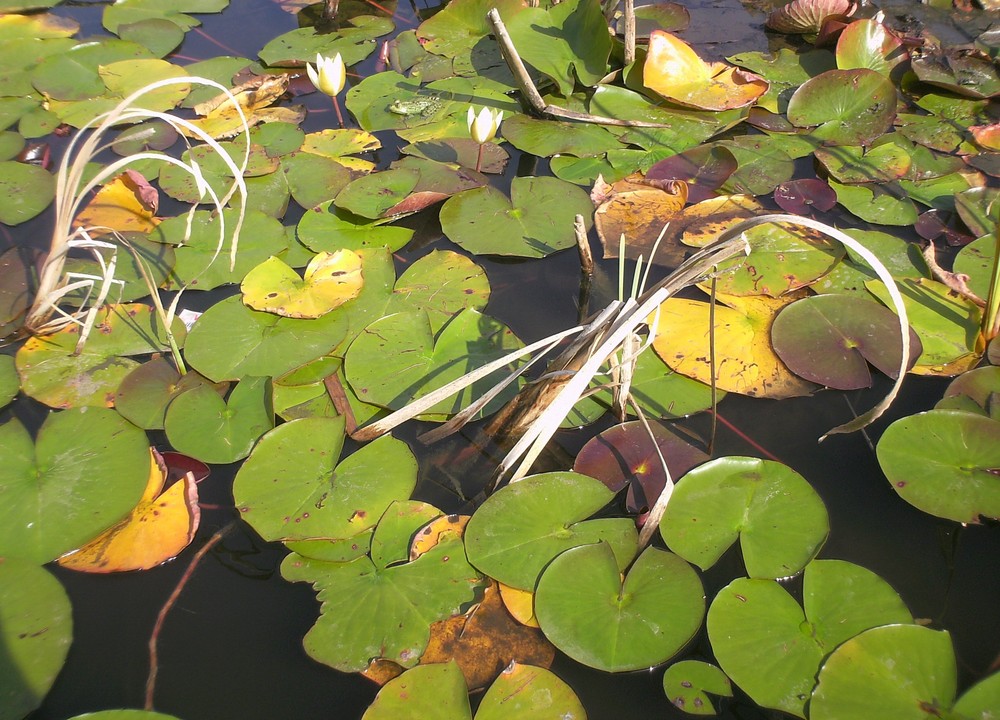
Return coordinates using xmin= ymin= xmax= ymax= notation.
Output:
xmin=3 ymin=0 xmax=998 ymax=719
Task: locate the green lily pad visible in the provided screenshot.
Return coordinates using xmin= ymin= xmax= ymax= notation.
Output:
xmin=258 ymin=16 xmax=392 ymax=67
xmin=384 ymin=250 xmax=489 ymax=333
xmin=250 ymin=122 xmax=305 ymax=158
xmin=501 ymin=114 xmax=622 ymax=159
xmin=661 ymin=456 xmax=828 ymax=578
xmin=718 ymin=135 xmax=794 ymax=196
xmin=155 ymin=209 xmax=289 ymax=291
xmin=729 ymin=48 xmax=835 ymax=114
xmin=0 ymin=161 xmax=54 ymax=226
xmin=707 ymin=560 xmax=912 ymax=718
xmin=830 ymin=180 xmax=920 ymax=226
xmin=866 ymin=278 xmax=981 ymax=375
xmin=812 ymin=229 xmax=929 ymax=296
xmin=662 ymin=660 xmax=732 ymax=715
xmin=362 ymin=661 xmax=472 ymax=720
xmin=771 ymin=294 xmax=920 ymax=389
xmin=61 ymin=232 xmax=175 ymax=303
xmin=952 ymin=670 xmax=1000 ymax=719
xmin=66 ymin=713 xmax=183 ymax=720
xmin=464 ymin=471 xmax=638 ymax=591
xmin=234 ymin=416 xmax=417 ymax=542
xmin=475 ymin=662 xmax=587 ymax=720
xmin=899 ymin=172 xmax=973 ymax=212
xmin=281 ymin=500 xmax=484 ymax=672
xmin=505 ymin=0 xmax=611 ymax=95
xmin=876 ymin=409 xmax=1000 ymax=523
xmin=344 ymin=308 xmax=522 ymax=420
xmin=15 ymin=304 xmax=186 ymax=409
xmin=335 ymin=167 xmax=420 ymax=219
xmin=786 ymin=69 xmax=896 ymax=145
xmin=272 ymin=378 xmax=338 ymax=422
xmin=164 ymin=375 xmax=274 ymax=464
xmin=415 ymin=0 xmax=527 ymax=59
xmin=0 ymin=557 xmax=72 ymax=720
xmin=535 ymin=544 xmax=704 ymax=672
xmin=711 ymin=221 xmax=843 ymax=297
xmin=30 ymin=39 xmax=156 ymax=102
xmin=114 ymin=356 xmax=227 ymax=430
xmin=911 ymin=45 xmax=1000 ymax=99
xmin=810 ymin=625 xmax=957 ymax=720
xmin=955 ymin=187 xmax=1000 ymax=238
xmin=937 ymin=365 xmax=1000 ymax=419
xmin=0 ymin=408 xmax=150 ymax=563
xmin=296 ymin=202 xmax=414 ymax=254
xmin=440 ymin=176 xmax=593 ymax=257
xmin=117 ymin=17 xmax=185 ymax=57
xmin=102 ymin=0 xmax=228 ymax=33
xmin=814 ymin=143 xmax=912 ymax=184
xmin=184 ymin=247 xmax=395 ymax=381
xmin=282 ymin=151 xmax=353 ymax=210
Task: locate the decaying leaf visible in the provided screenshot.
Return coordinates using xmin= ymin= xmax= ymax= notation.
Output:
xmin=57 ymin=449 xmax=200 ymax=573
xmin=185 ymin=74 xmax=306 ymax=139
xmin=594 ymin=175 xmax=688 ymax=263
xmin=73 ymin=171 xmax=160 ymax=235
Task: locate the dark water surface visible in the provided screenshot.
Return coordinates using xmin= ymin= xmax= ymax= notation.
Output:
xmin=12 ymin=0 xmax=999 ymax=719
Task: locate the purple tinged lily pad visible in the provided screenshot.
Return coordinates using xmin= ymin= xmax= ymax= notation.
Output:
xmin=774 ymin=178 xmax=837 ymax=214
xmin=771 ymin=294 xmax=921 ymax=390
xmin=573 ymin=420 xmax=709 ymax=515
xmin=766 ymin=0 xmax=854 ymax=34
xmin=645 ymin=145 xmax=737 ymax=203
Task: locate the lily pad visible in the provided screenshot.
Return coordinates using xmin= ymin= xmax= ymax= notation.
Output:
xmin=830 ymin=180 xmax=919 ymax=226
xmin=0 ymin=558 xmax=72 ymax=720
xmin=465 ymin=471 xmax=638 ymax=591
xmin=184 ymin=247 xmax=395 ymax=381
xmin=0 ymin=161 xmax=55 ymax=226
xmin=876 ymin=409 xmax=1000 ymax=523
xmin=866 ymin=278 xmax=981 ymax=375
xmin=297 ymin=202 xmax=414 ymax=254
xmin=102 ymin=0 xmax=228 ymax=33
xmin=835 ymin=19 xmax=907 ymax=77
xmin=384 ymin=250 xmax=490 ymax=333
xmin=0 ymin=408 xmax=150 ymax=563
xmin=344 ymin=308 xmax=522 ymax=420
xmin=707 ymin=560 xmax=912 ymax=718
xmin=164 ymin=375 xmax=274 ymax=464
xmin=815 ymin=143 xmax=912 ymax=184
xmin=281 ymin=501 xmax=484 ymax=672
xmin=439 ymin=176 xmax=594 ymax=257
xmin=234 ymin=416 xmax=417 ymax=542
xmin=30 ymin=39 xmax=156 ymax=102
xmin=662 ymin=660 xmax=732 ymax=715
xmin=534 ymin=544 xmax=704 ymax=672
xmin=505 ymin=0 xmax=611 ymax=96
xmin=282 ymin=151 xmax=353 ymax=210
xmin=786 ymin=69 xmax=896 ymax=145
xmin=771 ymin=294 xmax=920 ymax=390
xmin=114 ymin=356 xmax=227 ymax=430
xmin=496 ymin=114 xmax=621 ymax=159
xmin=258 ymin=15 xmax=392 ymax=67
xmin=661 ymin=456 xmax=829 ymax=578
xmin=643 ymin=31 xmax=768 ymax=111
xmin=810 ymin=625 xmax=957 ymax=720
xmin=240 ymin=249 xmax=364 ymax=319
xmin=15 ymin=304 xmax=186 ymax=409
xmin=937 ymin=365 xmax=1000 ymax=419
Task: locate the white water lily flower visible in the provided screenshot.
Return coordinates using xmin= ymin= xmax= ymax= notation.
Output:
xmin=307 ymin=52 xmax=346 ymax=97
xmin=467 ymin=106 xmax=503 ymax=144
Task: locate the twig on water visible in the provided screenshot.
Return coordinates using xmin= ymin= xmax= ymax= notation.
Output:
xmin=146 ymin=523 xmax=234 ymax=711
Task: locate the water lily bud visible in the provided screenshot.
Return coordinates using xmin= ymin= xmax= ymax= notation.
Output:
xmin=307 ymin=52 xmax=346 ymax=97
xmin=467 ymin=106 xmax=503 ymax=144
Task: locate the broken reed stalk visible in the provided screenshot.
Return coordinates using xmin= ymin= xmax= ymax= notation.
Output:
xmin=486 ymin=9 xmax=676 ymax=128
xmin=623 ymin=0 xmax=636 ymax=66
xmin=146 ymin=523 xmax=233 ymax=710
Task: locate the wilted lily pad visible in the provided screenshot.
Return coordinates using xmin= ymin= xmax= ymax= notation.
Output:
xmin=535 ymin=544 xmax=704 ymax=672
xmin=281 ymin=501 xmax=485 ymax=672
xmin=662 ymin=660 xmax=732 ymax=715
xmin=766 ymin=0 xmax=853 ymax=34
xmin=876 ymin=409 xmax=1000 ymax=523
xmin=707 ymin=560 xmax=912 ymax=718
xmin=643 ymin=31 xmax=768 ymax=111
xmin=771 ymin=294 xmax=920 ymax=390
xmin=0 ymin=558 xmax=72 ymax=720
xmin=661 ymin=456 xmax=828 ymax=578
xmin=465 ymin=471 xmax=638 ymax=591
xmin=439 ymin=176 xmax=594 ymax=257
xmin=234 ymin=416 xmax=417 ymax=542
xmin=0 ymin=408 xmax=150 ymax=563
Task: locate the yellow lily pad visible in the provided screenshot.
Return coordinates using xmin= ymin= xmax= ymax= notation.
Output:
xmin=241 ymin=249 xmax=364 ymax=319
xmin=643 ymin=30 xmax=768 ymax=111
xmin=649 ymin=289 xmax=816 ymax=398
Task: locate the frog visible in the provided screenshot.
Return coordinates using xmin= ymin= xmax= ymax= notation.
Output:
xmin=388 ymin=95 xmax=444 ymax=117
